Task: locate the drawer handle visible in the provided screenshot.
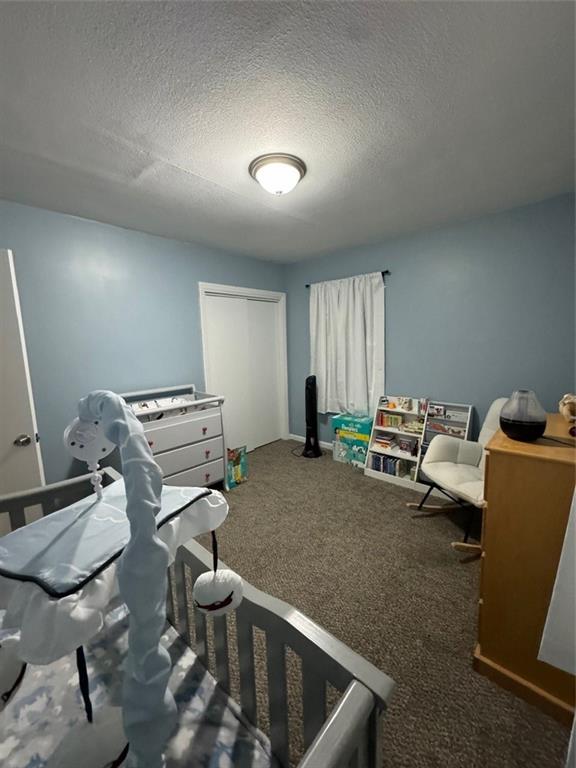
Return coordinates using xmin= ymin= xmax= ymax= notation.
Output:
xmin=202 ymin=427 xmax=207 ymax=435
xmin=205 ymin=449 xmax=211 ymax=459
xmin=148 ymin=440 xmax=154 ymax=447
xmin=205 ymin=473 xmax=210 ymax=482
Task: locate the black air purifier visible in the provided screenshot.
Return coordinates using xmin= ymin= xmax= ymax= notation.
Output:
xmin=302 ymin=375 xmax=322 ymax=458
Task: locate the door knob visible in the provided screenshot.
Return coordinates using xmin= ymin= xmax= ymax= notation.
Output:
xmin=13 ymin=434 xmax=32 ymax=447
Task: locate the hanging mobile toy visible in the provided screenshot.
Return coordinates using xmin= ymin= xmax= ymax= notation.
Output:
xmin=192 ymin=531 xmax=244 ymax=617
xmin=63 ymin=417 xmax=115 ymax=499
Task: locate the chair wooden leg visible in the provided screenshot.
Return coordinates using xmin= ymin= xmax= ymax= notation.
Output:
xmin=406 ymin=485 xmax=434 ymax=510
xmin=407 ymin=501 xmax=463 ymax=513
xmin=407 ymin=485 xmax=466 ymax=512
xmin=452 ymin=507 xmax=482 ymax=556
xmin=451 ymin=541 xmax=482 ymax=553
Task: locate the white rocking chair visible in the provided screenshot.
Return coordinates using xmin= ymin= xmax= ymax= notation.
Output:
xmin=408 ymin=398 xmax=508 ymax=552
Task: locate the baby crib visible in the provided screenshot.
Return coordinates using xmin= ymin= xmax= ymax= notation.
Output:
xmin=0 ymin=469 xmax=395 ymax=768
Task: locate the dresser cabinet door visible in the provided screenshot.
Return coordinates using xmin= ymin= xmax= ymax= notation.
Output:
xmin=155 ymin=438 xmax=223 ymax=477
xmin=163 ymin=459 xmax=224 ymax=488
xmin=144 ymin=411 xmax=222 ymax=453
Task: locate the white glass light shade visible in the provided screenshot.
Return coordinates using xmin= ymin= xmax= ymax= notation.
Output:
xmin=249 ymin=154 xmax=306 ymax=195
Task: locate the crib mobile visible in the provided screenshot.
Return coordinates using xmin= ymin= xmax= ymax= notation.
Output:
xmin=13 ymin=390 xmax=243 ymax=768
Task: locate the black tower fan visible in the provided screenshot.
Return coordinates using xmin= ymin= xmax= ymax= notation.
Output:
xmin=302 ymin=375 xmax=322 ymax=458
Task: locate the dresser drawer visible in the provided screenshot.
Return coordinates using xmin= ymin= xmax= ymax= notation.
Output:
xmin=144 ymin=411 xmax=222 ymax=453
xmin=155 ymin=438 xmax=223 ymax=477
xmin=164 ymin=459 xmax=224 ymax=488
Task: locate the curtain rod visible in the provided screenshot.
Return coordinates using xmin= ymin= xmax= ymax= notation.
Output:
xmin=305 ymin=270 xmax=390 ymax=288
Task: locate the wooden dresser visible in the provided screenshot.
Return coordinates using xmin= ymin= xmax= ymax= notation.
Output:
xmin=476 ymin=413 xmax=576 ymax=724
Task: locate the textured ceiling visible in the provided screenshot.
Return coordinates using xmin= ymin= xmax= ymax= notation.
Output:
xmin=0 ymin=2 xmax=574 ymax=262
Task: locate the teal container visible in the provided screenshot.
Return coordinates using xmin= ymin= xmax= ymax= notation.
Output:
xmin=331 ymin=413 xmax=373 ymax=467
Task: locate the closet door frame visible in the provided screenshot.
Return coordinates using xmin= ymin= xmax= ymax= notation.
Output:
xmin=198 ymin=282 xmax=289 ymax=444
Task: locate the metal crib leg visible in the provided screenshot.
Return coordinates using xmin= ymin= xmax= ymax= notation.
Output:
xmin=417 ymin=485 xmax=434 ymax=510
xmin=76 ymin=645 xmax=93 ymax=723
xmin=463 ymin=507 xmax=474 ymax=543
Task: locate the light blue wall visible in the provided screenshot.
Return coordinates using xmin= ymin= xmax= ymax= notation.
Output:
xmin=3 ymin=194 xmax=574 ymax=481
xmin=0 ymin=200 xmax=285 ymax=482
xmin=284 ymin=194 xmax=575 ymax=443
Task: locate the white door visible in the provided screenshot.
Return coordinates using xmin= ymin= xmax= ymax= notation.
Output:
xmin=200 ymin=284 xmax=288 ymax=452
xmin=0 ymin=249 xmax=45 ymax=494
xmin=246 ymin=299 xmax=282 ymax=448
xmin=202 ymin=294 xmax=253 ymax=451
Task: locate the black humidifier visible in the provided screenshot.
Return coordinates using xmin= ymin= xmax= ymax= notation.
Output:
xmin=499 ymin=389 xmax=547 ymax=442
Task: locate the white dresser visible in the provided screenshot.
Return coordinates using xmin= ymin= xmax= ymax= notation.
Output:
xmin=121 ymin=385 xmax=226 ymax=488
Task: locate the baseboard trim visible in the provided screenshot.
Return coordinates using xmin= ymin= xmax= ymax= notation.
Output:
xmin=473 ymin=644 xmax=575 ymax=726
xmin=288 ymin=433 xmax=333 ymax=451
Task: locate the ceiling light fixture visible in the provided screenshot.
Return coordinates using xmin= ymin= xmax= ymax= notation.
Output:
xmin=249 ymin=153 xmax=306 ymax=195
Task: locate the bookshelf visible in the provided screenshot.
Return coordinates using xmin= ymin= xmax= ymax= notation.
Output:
xmin=418 ymin=400 xmax=472 ymax=482
xmin=364 ymin=395 xmax=472 ymax=491
xmin=364 ymin=395 xmax=426 ymax=490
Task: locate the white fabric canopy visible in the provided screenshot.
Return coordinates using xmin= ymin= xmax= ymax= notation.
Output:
xmin=310 ymin=272 xmax=384 ymax=415
xmin=0 ymin=488 xmax=228 ymax=665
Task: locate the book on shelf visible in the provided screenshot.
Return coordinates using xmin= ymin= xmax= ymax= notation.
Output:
xmin=445 ymin=408 xmax=466 ymax=421
xmin=376 ymin=411 xmax=404 ymax=428
xmin=373 ymin=434 xmax=395 ymax=449
xmin=370 ymin=453 xmax=410 ymax=478
xmin=426 ymin=421 xmax=466 ymax=438
xmin=397 ymin=436 xmax=417 ymax=454
xmin=375 ymin=410 xmax=424 ymax=434
xmin=402 ymin=420 xmax=424 ymax=435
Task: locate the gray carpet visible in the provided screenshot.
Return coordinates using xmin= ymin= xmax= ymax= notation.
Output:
xmin=208 ymin=440 xmax=570 ymax=768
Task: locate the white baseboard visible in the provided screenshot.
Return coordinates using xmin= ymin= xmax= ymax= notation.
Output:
xmin=288 ymin=433 xmax=333 ymax=451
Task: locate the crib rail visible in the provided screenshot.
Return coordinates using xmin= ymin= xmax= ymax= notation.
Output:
xmin=169 ymin=539 xmax=395 ymax=768
xmin=0 ymin=468 xmax=121 ymax=533
xmin=0 ymin=472 xmax=395 ymax=767
xmin=299 ymin=681 xmax=380 ymax=768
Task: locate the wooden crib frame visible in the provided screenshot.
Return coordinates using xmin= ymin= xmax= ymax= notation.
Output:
xmin=0 ymin=469 xmax=395 ymax=768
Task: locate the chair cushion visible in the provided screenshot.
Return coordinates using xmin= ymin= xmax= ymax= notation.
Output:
xmin=422 ymin=461 xmax=485 ymax=506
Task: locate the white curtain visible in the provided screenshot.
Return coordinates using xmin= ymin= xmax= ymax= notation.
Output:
xmin=310 ymin=272 xmax=385 ymax=415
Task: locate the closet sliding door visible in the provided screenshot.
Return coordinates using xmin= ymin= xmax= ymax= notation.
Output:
xmin=246 ymin=298 xmax=282 ymax=449
xmin=199 ymin=284 xmax=288 ymax=453
xmin=201 ymin=294 xmax=252 ymax=451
